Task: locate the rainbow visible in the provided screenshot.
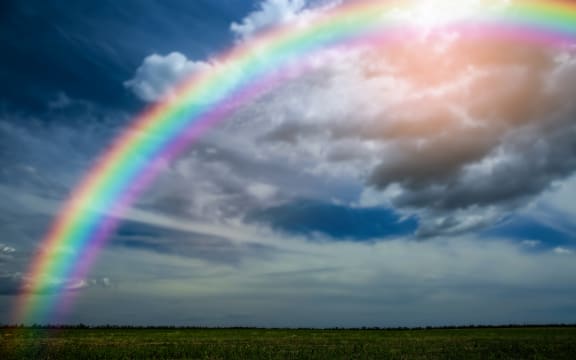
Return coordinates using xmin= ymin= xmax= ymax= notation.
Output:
xmin=13 ymin=0 xmax=576 ymax=324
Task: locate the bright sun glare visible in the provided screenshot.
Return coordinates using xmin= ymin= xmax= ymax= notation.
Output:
xmin=392 ymin=0 xmax=501 ymax=28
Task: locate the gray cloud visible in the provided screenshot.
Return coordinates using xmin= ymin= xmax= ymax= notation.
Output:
xmin=115 ymin=231 xmax=277 ymax=266
xmin=228 ymin=39 xmax=576 ymax=235
xmin=122 ymin=36 xmax=576 ymax=237
xmin=0 ymin=272 xmax=111 ymax=296
xmin=0 ymin=244 xmax=15 ymax=255
xmin=0 ymin=244 xmax=16 ymax=265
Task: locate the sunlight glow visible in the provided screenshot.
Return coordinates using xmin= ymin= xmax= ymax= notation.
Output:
xmin=391 ymin=0 xmax=510 ymax=29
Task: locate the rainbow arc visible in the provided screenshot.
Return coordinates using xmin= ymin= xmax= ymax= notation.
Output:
xmin=14 ymin=0 xmax=576 ymax=324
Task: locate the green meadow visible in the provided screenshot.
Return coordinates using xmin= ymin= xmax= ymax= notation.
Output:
xmin=1 ymin=326 xmax=575 ymax=359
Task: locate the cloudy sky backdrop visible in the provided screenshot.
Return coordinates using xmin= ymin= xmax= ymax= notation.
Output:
xmin=1 ymin=0 xmax=576 ymax=327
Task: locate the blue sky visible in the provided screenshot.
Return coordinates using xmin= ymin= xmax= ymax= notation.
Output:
xmin=1 ymin=0 xmax=576 ymax=327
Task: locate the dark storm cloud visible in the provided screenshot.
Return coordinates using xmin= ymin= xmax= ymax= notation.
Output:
xmin=354 ymin=41 xmax=576 ymax=229
xmin=371 ymin=109 xmax=576 ymax=210
xmin=368 ymin=129 xmax=496 ymax=188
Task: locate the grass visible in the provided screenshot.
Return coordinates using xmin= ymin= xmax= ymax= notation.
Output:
xmin=1 ymin=326 xmax=575 ymax=359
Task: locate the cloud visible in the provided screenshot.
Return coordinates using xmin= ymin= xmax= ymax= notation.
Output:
xmin=247 ymin=182 xmax=278 ymax=202
xmin=3 ymin=102 xmax=576 ymax=324
xmin=230 ymin=0 xmax=307 ymax=41
xmin=226 ymin=38 xmax=576 ymax=235
xmin=0 ymin=244 xmax=15 ymax=255
xmin=0 ymin=244 xmax=16 ymax=265
xmin=9 ymin=0 xmax=576 ymax=250
xmin=124 ymin=0 xmax=343 ymax=103
xmin=80 ymin=230 xmax=576 ymax=327
xmin=0 ymin=175 xmax=302 ymax=265
xmin=553 ymin=247 xmax=574 ymax=256
xmin=124 ymin=52 xmax=212 ymax=102
xmin=121 ymin=36 xmax=576 ymax=236
xmin=17 ymin=6 xmax=576 ymax=241
xmin=521 ymin=240 xmax=541 ymax=248
xmin=114 ymin=229 xmax=277 ymax=266
xmin=0 ymin=272 xmax=111 ymax=296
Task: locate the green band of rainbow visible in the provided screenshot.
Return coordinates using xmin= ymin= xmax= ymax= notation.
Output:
xmin=13 ymin=0 xmax=576 ymax=324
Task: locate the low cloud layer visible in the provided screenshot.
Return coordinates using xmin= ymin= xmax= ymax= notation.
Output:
xmin=45 ymin=232 xmax=576 ymax=327
xmin=0 ymin=271 xmax=111 ymax=296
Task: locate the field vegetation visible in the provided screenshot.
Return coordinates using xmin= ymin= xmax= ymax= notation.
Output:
xmin=1 ymin=325 xmax=575 ymax=359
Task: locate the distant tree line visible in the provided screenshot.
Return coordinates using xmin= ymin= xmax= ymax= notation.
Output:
xmin=1 ymin=323 xmax=575 ymax=330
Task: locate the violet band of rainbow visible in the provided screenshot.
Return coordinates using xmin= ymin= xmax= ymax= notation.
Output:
xmin=14 ymin=0 xmax=576 ymax=324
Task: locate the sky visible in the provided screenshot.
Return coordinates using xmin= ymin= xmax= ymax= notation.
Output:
xmin=1 ymin=0 xmax=576 ymax=327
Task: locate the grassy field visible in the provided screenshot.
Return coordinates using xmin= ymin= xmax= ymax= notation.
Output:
xmin=1 ymin=326 xmax=575 ymax=359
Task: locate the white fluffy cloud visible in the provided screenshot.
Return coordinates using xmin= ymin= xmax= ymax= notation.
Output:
xmin=230 ymin=0 xmax=344 ymax=42
xmin=230 ymin=0 xmax=307 ymax=41
xmin=124 ymin=52 xmax=212 ymax=102
xmin=230 ymin=0 xmax=342 ymax=42
xmin=124 ymin=0 xmax=342 ymax=103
